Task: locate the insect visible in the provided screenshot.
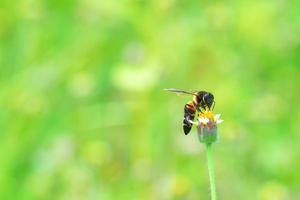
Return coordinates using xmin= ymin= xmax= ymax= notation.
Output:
xmin=165 ymin=88 xmax=215 ymax=135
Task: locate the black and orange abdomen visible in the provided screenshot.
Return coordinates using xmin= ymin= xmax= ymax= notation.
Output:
xmin=183 ymin=101 xmax=196 ymax=135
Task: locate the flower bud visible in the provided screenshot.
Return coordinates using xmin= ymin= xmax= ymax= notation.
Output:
xmin=197 ymin=121 xmax=218 ymax=144
xmin=196 ymin=111 xmax=223 ymax=144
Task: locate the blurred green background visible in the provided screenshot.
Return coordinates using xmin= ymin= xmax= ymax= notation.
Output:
xmin=1 ymin=0 xmax=300 ymax=199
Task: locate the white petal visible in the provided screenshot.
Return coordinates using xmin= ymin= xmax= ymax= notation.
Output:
xmin=214 ymin=114 xmax=221 ymax=120
xmin=188 ymin=120 xmax=197 ymax=125
xmin=217 ymin=119 xmax=224 ymax=124
xmin=198 ymin=117 xmax=209 ymax=124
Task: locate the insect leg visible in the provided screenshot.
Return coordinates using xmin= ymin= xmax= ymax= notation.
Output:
xmin=212 ymin=101 xmax=216 ymax=110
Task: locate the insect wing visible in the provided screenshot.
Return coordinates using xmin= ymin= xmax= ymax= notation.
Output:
xmin=164 ymin=88 xmax=196 ymax=96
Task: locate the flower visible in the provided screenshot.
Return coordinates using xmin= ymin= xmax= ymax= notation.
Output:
xmin=190 ymin=110 xmax=223 ymax=144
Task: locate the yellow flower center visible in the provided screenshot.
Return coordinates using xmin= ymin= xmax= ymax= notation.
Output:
xmin=198 ymin=110 xmax=215 ymax=121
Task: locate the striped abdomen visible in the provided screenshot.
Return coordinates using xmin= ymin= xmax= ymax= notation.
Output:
xmin=183 ymin=101 xmax=196 ymax=135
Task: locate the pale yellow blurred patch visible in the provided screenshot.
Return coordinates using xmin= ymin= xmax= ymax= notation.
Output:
xmin=205 ymin=3 xmax=233 ymax=31
xmin=221 ymin=123 xmax=246 ymax=142
xmin=259 ymin=181 xmax=289 ymax=200
xmin=236 ymin=2 xmax=279 ymax=44
xmin=77 ymin=0 xmax=127 ymax=24
xmin=68 ymin=72 xmax=96 ymax=98
xmin=151 ymin=174 xmax=191 ymax=199
xmin=19 ymin=0 xmax=44 ymax=21
xmin=112 ymin=63 xmax=161 ymax=92
xmin=249 ymin=93 xmax=284 ymax=122
xmin=175 ymin=133 xmax=202 ymax=155
xmin=9 ymin=89 xmax=46 ymax=116
xmin=81 ymin=140 xmax=112 ymax=167
xmin=133 ymin=159 xmax=152 ymax=182
xmin=170 ymin=175 xmax=191 ymax=197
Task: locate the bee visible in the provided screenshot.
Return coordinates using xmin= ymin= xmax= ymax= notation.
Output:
xmin=165 ymin=88 xmax=215 ymax=135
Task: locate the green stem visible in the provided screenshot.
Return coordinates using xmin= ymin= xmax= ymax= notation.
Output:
xmin=206 ymin=143 xmax=217 ymax=200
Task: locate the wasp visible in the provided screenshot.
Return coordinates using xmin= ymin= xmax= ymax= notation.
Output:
xmin=165 ymin=88 xmax=215 ymax=135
